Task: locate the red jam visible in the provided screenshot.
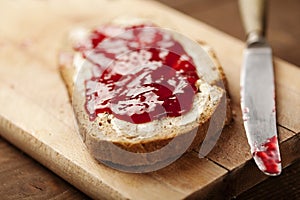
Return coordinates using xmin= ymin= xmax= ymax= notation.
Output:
xmin=73 ymin=24 xmax=199 ymax=124
xmin=253 ymin=136 xmax=281 ymax=174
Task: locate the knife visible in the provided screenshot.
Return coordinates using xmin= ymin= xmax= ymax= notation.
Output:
xmin=239 ymin=0 xmax=281 ymax=176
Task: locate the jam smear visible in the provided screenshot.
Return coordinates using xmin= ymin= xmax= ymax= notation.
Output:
xmin=73 ymin=24 xmax=200 ymax=124
xmin=253 ymin=136 xmax=281 ymax=174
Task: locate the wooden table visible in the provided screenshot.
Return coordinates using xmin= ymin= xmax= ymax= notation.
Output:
xmin=0 ymin=0 xmax=299 ymax=199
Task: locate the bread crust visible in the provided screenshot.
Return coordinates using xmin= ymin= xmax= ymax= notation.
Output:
xmin=58 ymin=24 xmax=231 ymax=170
xmin=199 ymin=41 xmax=232 ymax=125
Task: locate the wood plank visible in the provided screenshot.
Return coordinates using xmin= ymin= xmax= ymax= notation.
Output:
xmin=220 ymin=127 xmax=300 ymax=197
xmin=275 ymin=60 xmax=300 ymax=133
xmin=237 ymin=158 xmax=300 ymax=200
xmin=0 ymin=0 xmax=299 ymax=199
xmin=0 ymin=137 xmax=88 ymax=200
xmin=149 ymin=152 xmax=227 ymax=197
xmin=174 ymin=0 xmax=245 ymax=41
xmin=202 ymin=122 xmax=298 ymax=198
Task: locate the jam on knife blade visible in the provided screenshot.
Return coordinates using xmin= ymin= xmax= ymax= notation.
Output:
xmin=253 ymin=136 xmax=281 ymax=175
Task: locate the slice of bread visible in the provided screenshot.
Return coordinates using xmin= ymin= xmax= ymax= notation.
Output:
xmin=59 ymin=18 xmax=231 ymax=172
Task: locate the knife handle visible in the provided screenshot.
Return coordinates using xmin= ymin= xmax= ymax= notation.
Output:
xmin=239 ymin=0 xmax=267 ymax=44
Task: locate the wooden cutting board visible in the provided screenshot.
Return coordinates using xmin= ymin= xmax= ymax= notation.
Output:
xmin=0 ymin=0 xmax=299 ymax=199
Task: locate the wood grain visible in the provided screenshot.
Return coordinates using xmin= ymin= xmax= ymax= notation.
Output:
xmin=0 ymin=138 xmax=89 ymax=200
xmin=0 ymin=0 xmax=299 ymax=199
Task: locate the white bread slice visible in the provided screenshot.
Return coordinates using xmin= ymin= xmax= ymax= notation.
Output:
xmin=59 ymin=18 xmax=231 ymax=172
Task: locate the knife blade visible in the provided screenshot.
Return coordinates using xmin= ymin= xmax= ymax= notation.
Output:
xmin=239 ymin=0 xmax=281 ymax=176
